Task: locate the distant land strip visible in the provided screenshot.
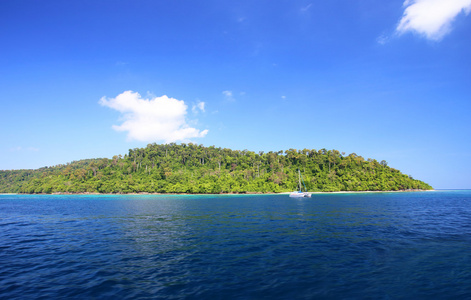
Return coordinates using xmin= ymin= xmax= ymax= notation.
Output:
xmin=0 ymin=143 xmax=433 ymax=194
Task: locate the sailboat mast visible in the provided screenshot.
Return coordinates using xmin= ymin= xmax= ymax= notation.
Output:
xmin=298 ymin=169 xmax=302 ymax=191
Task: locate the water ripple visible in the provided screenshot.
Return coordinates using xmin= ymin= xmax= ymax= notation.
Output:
xmin=0 ymin=192 xmax=470 ymax=299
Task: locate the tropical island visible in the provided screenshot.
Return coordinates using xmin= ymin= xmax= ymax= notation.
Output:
xmin=0 ymin=143 xmax=432 ymax=194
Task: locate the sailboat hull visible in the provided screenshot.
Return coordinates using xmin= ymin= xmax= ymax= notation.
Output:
xmin=289 ymin=192 xmax=311 ymax=198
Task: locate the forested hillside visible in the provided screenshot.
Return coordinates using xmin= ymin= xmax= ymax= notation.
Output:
xmin=0 ymin=143 xmax=432 ymax=194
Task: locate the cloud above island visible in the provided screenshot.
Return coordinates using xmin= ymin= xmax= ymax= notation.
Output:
xmin=192 ymin=101 xmax=205 ymax=114
xmin=99 ymin=91 xmax=208 ymax=143
xmin=222 ymin=90 xmax=235 ymax=102
xmin=396 ymin=0 xmax=471 ymax=40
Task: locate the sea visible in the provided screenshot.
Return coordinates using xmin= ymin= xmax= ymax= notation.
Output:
xmin=0 ymin=190 xmax=470 ymax=299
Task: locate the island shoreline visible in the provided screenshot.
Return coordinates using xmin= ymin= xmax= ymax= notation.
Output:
xmin=1 ymin=189 xmax=435 ymax=196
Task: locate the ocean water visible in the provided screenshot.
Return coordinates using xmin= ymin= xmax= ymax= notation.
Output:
xmin=0 ymin=191 xmax=470 ymax=299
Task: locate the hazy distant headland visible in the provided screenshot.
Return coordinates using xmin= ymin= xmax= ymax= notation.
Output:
xmin=0 ymin=143 xmax=433 ymax=194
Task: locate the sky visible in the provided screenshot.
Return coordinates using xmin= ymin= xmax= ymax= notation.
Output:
xmin=1 ymin=0 xmax=470 ymax=189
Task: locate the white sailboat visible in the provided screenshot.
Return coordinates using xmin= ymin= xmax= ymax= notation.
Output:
xmin=289 ymin=170 xmax=311 ymax=198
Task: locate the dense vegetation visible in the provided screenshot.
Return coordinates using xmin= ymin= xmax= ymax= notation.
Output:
xmin=0 ymin=143 xmax=432 ymax=194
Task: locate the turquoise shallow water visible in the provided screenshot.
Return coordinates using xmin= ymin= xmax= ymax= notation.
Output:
xmin=0 ymin=191 xmax=470 ymax=299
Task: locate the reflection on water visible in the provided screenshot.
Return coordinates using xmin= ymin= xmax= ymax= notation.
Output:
xmin=0 ymin=191 xmax=470 ymax=299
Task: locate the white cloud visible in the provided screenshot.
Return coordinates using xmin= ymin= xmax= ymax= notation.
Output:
xmin=397 ymin=0 xmax=471 ymax=40
xmin=377 ymin=34 xmax=389 ymax=45
xmin=222 ymin=90 xmax=235 ymax=102
xmin=192 ymin=101 xmax=205 ymax=113
xmin=301 ymin=3 xmax=313 ymax=13
xmin=99 ymin=91 xmax=208 ymax=143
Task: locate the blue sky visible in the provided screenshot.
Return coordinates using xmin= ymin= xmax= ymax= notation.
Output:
xmin=1 ymin=0 xmax=470 ymax=189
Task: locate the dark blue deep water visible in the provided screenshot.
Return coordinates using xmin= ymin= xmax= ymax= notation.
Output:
xmin=1 ymin=191 xmax=470 ymax=299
